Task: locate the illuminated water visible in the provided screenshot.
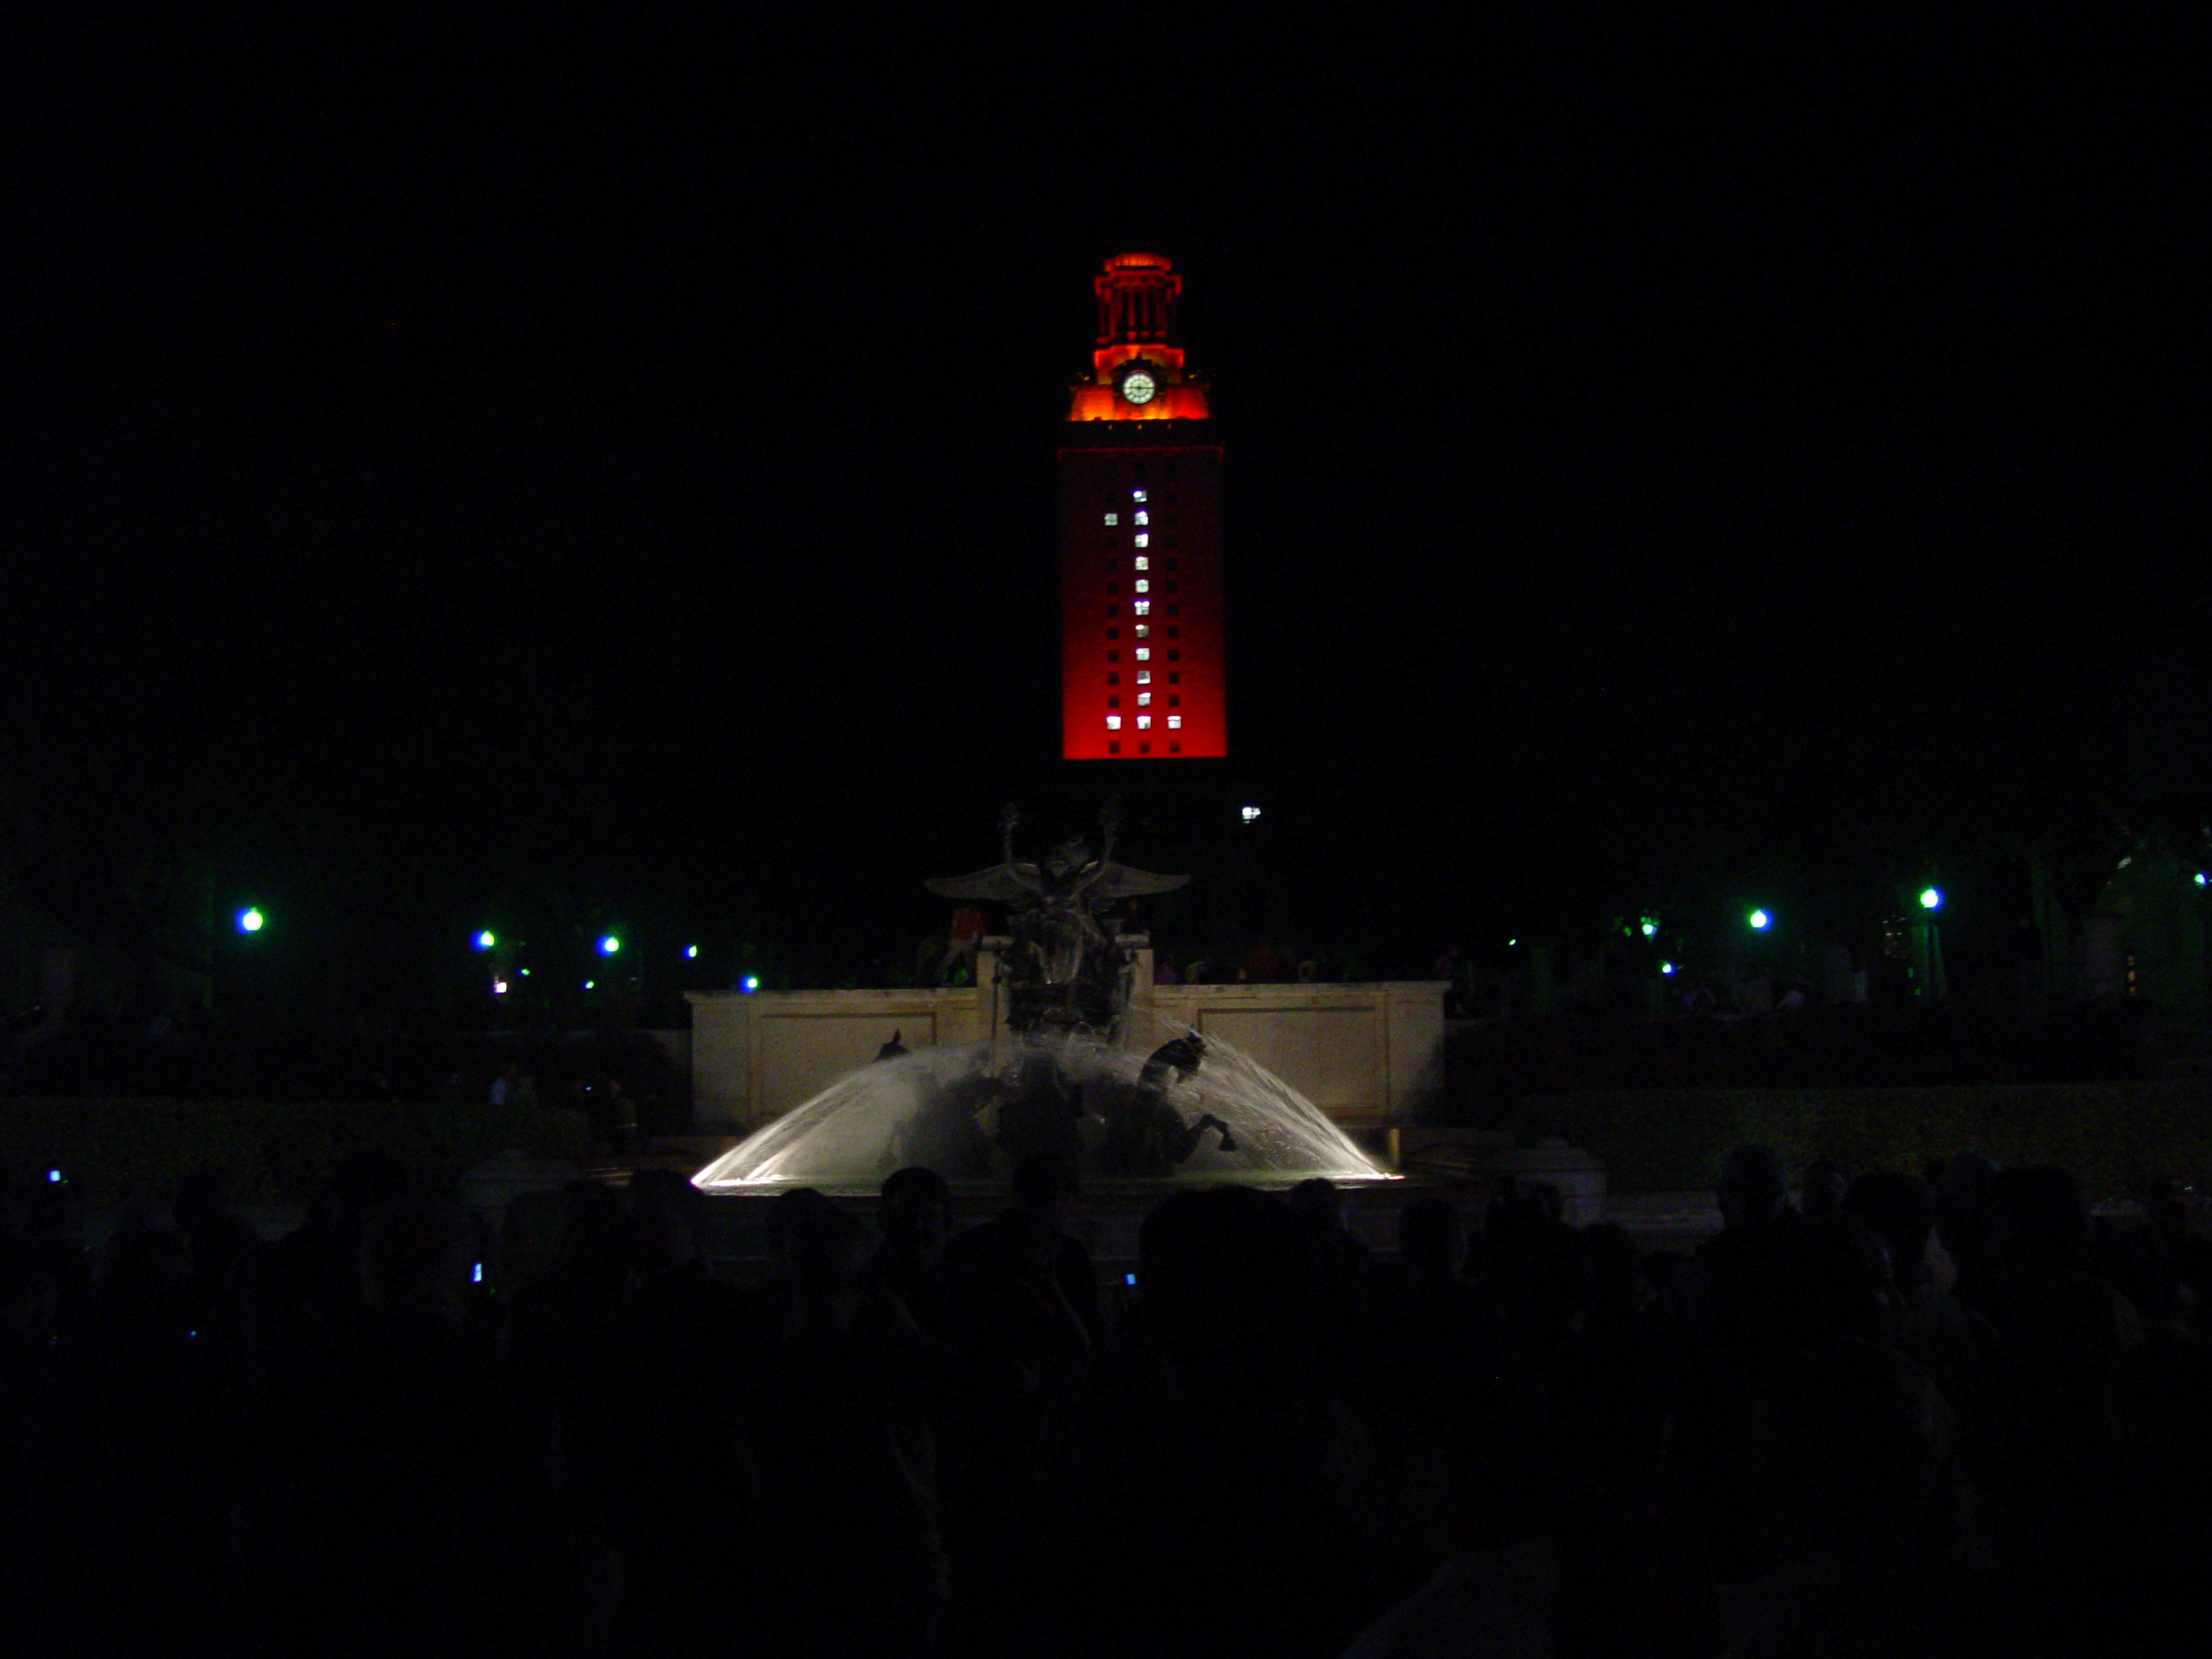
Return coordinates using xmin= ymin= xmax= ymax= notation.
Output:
xmin=691 ymin=1028 xmax=1392 ymax=1193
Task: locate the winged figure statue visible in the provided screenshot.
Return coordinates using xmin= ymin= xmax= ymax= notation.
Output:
xmin=925 ymin=803 xmax=1188 ymax=1035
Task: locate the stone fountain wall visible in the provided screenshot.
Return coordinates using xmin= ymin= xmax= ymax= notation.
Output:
xmin=685 ymin=941 xmax=1447 ymax=1135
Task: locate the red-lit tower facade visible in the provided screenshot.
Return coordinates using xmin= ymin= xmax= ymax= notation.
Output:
xmin=1061 ymin=254 xmax=1226 ymax=760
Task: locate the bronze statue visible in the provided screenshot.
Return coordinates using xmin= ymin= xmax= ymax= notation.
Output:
xmin=925 ymin=804 xmax=1188 ymax=1038
xmin=1095 ymin=1035 xmax=1236 ymax=1176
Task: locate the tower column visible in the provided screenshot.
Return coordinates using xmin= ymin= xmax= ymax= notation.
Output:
xmin=1060 ymin=254 xmax=1226 ymax=761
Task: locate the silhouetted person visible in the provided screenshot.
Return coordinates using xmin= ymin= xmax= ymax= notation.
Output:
xmin=508 ymin=1179 xmax=637 ymax=1519
xmin=1330 ymin=1292 xmax=1568 ymax=1659
xmin=1719 ymin=1338 xmax=1972 ymax=1656
xmin=1042 ymin=1186 xmax=1375 ymax=1656
xmin=871 ymin=1165 xmax=954 ymax=1334
xmin=1398 ymin=1196 xmax=1464 ymax=1284
xmin=609 ymin=1168 xmax=765 ymax=1657
xmin=2136 ymin=1178 xmax=2212 ymax=1344
xmin=1800 ymin=1158 xmax=1849 ymax=1222
xmin=604 ymin=1076 xmax=639 ymax=1154
xmin=1845 ymin=1168 xmax=2012 ymax=1485
xmin=1289 ymin=1174 xmax=1375 ymax=1283
xmin=238 ymin=1149 xmax=410 ymax=1402
xmin=750 ymin=1193 xmax=949 ymax=1656
xmin=233 ymin=1189 xmax=613 ymax=1658
xmin=54 ymin=1190 xmax=226 ymax=1651
xmin=0 ymin=1232 xmax=68 ymax=1644
xmin=175 ymin=1167 xmax=258 ymax=1343
xmin=2096 ymin=1340 xmax=2212 ymax=1655
xmin=1660 ymin=1144 xmax=1804 ymax=1580
xmin=1675 ymin=1145 xmax=1802 ymax=1360
xmin=1934 ymin=1151 xmax=2002 ymax=1316
xmin=1770 ymin=1212 xmax=1897 ymax=1355
xmin=941 ymin=1154 xmax=1101 ymax=1377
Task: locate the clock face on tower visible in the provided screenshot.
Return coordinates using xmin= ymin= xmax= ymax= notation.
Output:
xmin=1117 ymin=364 xmax=1159 ymax=406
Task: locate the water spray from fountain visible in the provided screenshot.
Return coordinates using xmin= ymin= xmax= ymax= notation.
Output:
xmin=693 ymin=804 xmax=1395 ymax=1192
xmin=691 ymin=1025 xmax=1389 ymax=1192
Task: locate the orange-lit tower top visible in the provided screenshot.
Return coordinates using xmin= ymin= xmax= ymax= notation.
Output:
xmin=1067 ymin=252 xmax=1212 ymax=423
xmin=1060 ymin=253 xmax=1225 ymax=760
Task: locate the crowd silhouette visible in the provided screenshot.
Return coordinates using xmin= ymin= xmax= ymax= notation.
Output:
xmin=1 ymin=1142 xmax=2209 ymax=1656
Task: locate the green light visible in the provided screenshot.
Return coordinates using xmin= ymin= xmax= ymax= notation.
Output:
xmin=583 ymin=980 xmax=594 ymax=991
xmin=1639 ymin=917 xmax=1658 ymax=938
xmin=238 ymin=907 xmax=264 ymax=934
xmin=685 ymin=944 xmax=699 ymax=959
xmin=1661 ymin=962 xmax=1675 ymax=976
xmin=474 ymin=930 xmax=496 ymax=950
xmin=1748 ymin=909 xmax=1770 ymax=931
xmin=1919 ymin=887 xmax=1942 ymax=910
xmin=741 ymin=975 xmax=760 ymax=993
xmin=599 ymin=935 xmax=620 ymax=956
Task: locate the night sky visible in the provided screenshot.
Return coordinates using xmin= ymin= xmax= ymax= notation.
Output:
xmin=4 ymin=11 xmax=2202 ymax=1001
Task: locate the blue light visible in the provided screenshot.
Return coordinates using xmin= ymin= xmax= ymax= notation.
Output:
xmin=238 ymin=906 xmax=264 ymax=933
xmin=685 ymin=944 xmax=699 ymax=959
xmin=1661 ymin=962 xmax=1675 ymax=976
xmin=741 ymin=975 xmax=760 ymax=993
xmin=2197 ymin=873 xmax=2208 ymax=887
xmin=1920 ymin=887 xmax=1942 ymax=911
xmin=1748 ymin=909 xmax=1770 ymax=931
xmin=599 ymin=935 xmax=620 ymax=956
xmin=47 ymin=1169 xmax=61 ymax=1184
xmin=474 ymin=929 xmax=496 ymax=950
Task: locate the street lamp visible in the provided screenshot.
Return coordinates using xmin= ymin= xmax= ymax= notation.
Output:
xmin=1911 ymin=885 xmax=1948 ymax=1002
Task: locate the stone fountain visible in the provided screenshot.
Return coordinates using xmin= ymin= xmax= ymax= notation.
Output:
xmin=692 ymin=808 xmax=1398 ymax=1194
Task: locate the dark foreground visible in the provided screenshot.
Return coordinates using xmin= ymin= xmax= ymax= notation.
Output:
xmin=3 ymin=1147 xmax=2209 ymax=1657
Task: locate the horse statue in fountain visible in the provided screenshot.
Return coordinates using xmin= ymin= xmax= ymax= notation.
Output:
xmin=925 ymin=803 xmax=1189 ymax=1039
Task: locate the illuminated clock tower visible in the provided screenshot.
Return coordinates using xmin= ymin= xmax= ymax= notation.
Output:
xmin=1061 ymin=253 xmax=1226 ymax=760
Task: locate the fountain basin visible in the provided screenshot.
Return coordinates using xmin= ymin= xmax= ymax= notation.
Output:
xmin=692 ymin=1029 xmax=1396 ymax=1195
